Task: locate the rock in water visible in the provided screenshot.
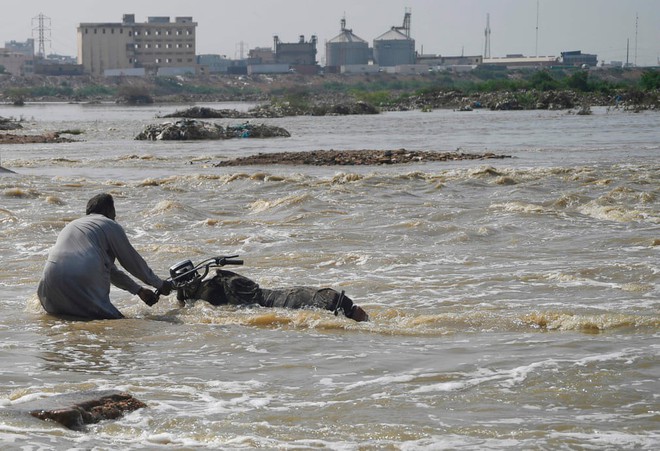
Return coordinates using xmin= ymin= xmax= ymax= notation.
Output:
xmin=13 ymin=390 xmax=146 ymax=430
xmin=135 ymin=119 xmax=290 ymax=141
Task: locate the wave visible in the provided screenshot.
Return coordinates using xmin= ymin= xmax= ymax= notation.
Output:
xmin=248 ymin=193 xmax=314 ymax=214
xmin=2 ymin=187 xmax=40 ymax=198
xmin=128 ymin=303 xmax=659 ymax=336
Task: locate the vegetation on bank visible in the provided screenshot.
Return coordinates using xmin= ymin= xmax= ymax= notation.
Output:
xmin=0 ymin=67 xmax=657 ymax=110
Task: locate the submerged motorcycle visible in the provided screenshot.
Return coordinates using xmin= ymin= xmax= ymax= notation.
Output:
xmin=155 ymin=256 xmax=369 ymax=322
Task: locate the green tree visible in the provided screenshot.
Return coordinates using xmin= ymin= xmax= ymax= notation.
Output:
xmin=640 ymin=69 xmax=660 ymax=90
xmin=528 ymin=70 xmax=559 ymax=91
xmin=565 ymin=70 xmax=590 ymax=92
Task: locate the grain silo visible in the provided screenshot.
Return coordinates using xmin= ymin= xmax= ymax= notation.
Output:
xmin=373 ymin=10 xmax=416 ymax=67
xmin=325 ymin=17 xmax=369 ymax=71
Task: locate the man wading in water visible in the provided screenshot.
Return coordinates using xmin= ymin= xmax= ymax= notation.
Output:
xmin=37 ymin=193 xmax=172 ymax=319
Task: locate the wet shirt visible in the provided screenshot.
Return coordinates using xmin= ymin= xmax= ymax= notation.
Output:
xmin=37 ymin=214 xmax=164 ymax=319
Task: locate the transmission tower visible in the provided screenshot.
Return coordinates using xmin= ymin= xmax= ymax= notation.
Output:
xmin=484 ymin=13 xmax=491 ymax=59
xmin=32 ymin=13 xmax=51 ymax=58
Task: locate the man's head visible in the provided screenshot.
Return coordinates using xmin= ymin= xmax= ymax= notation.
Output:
xmin=86 ymin=193 xmax=116 ymax=220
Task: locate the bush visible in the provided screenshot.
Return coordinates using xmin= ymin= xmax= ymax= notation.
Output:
xmin=564 ymin=70 xmax=590 ymax=92
xmin=75 ymin=84 xmax=115 ymax=98
xmin=527 ymin=70 xmax=559 ymax=91
xmin=640 ymin=69 xmax=660 ymax=90
xmin=117 ymin=85 xmax=154 ymax=104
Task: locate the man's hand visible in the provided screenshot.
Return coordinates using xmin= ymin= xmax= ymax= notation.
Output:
xmin=158 ymin=280 xmax=173 ymax=296
xmin=138 ymin=287 xmax=159 ymax=306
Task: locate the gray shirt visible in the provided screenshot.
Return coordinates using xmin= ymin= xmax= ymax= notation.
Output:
xmin=37 ymin=214 xmax=164 ymax=319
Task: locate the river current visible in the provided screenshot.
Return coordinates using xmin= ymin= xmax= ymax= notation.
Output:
xmin=0 ymin=103 xmax=658 ymax=449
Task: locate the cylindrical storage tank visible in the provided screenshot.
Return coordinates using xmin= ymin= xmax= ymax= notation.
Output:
xmin=373 ymin=28 xmax=415 ymax=67
xmin=326 ymin=32 xmax=369 ymax=67
xmin=325 ymin=18 xmax=369 ymax=70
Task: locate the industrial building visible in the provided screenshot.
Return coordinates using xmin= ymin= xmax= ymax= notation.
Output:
xmin=325 ymin=17 xmax=370 ymax=72
xmin=77 ymin=14 xmax=198 ymax=76
xmin=0 ymin=50 xmax=33 ymax=76
xmin=483 ymin=55 xmax=558 ymax=69
xmin=0 ymin=39 xmax=34 ymax=76
xmin=274 ymin=35 xmax=318 ymax=74
xmin=561 ymin=50 xmax=598 ymax=67
xmin=243 ymin=35 xmax=319 ymax=75
xmin=373 ymin=10 xmax=416 ymax=67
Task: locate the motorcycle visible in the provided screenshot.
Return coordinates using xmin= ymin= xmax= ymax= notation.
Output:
xmin=155 ymin=256 xmax=369 ymax=322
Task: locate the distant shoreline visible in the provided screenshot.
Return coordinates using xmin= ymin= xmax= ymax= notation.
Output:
xmin=1 ymin=68 xmax=658 ymax=111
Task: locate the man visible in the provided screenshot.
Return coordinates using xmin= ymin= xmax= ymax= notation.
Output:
xmin=176 ymin=269 xmax=369 ymax=322
xmin=37 ymin=193 xmax=171 ymax=320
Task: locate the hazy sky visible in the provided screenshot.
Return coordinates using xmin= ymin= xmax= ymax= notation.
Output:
xmin=1 ymin=0 xmax=658 ymax=66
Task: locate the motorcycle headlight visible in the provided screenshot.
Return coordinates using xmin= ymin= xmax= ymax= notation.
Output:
xmin=169 ymin=259 xmax=197 ymax=284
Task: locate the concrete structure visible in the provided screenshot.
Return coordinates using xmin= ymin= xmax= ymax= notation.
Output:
xmin=247 ymin=63 xmax=291 ymax=75
xmin=77 ymin=14 xmax=198 ymax=76
xmin=417 ymin=54 xmax=483 ymax=68
xmin=34 ymin=60 xmax=84 ymax=75
xmin=326 ymin=17 xmax=369 ymax=71
xmin=392 ymin=64 xmax=433 ymax=75
xmin=340 ymin=64 xmax=380 ymax=74
xmin=561 ymin=50 xmax=598 ymax=67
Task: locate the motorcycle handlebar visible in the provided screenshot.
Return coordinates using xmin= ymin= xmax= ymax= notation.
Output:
xmin=153 ymin=256 xmax=243 ymax=299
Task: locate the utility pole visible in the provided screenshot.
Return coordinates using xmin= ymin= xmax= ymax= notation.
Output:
xmin=535 ymin=0 xmax=540 ymax=57
xmin=484 ymin=13 xmax=491 ymax=59
xmin=634 ymin=13 xmax=638 ymax=66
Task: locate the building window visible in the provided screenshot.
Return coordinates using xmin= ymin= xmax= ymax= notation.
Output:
xmin=166 ymin=58 xmax=171 ymax=63
xmin=128 ymin=31 xmax=132 ymax=36
xmin=145 ymin=44 xmax=150 ymax=49
xmin=155 ymin=58 xmax=161 ymax=63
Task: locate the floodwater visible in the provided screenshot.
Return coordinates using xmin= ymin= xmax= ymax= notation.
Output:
xmin=0 ymin=102 xmax=658 ymax=450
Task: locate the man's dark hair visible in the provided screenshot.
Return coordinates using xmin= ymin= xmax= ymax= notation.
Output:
xmin=86 ymin=193 xmax=115 ymax=219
